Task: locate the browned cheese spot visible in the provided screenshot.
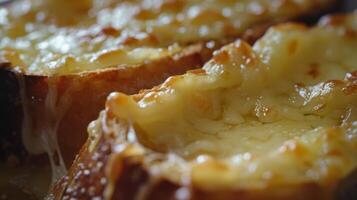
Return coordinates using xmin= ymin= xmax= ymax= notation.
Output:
xmin=307 ymin=63 xmax=320 ymax=79
xmin=288 ymin=39 xmax=298 ymax=56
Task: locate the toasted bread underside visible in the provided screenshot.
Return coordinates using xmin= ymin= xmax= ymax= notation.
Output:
xmin=0 ymin=0 xmax=338 ymax=167
xmin=51 ymin=13 xmax=357 ymax=200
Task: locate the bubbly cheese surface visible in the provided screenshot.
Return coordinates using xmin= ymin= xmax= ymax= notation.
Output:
xmin=105 ymin=13 xmax=357 ymax=190
xmin=0 ymin=0 xmax=333 ymax=75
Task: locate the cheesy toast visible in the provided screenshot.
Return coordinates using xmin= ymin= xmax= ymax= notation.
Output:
xmin=52 ymin=12 xmax=357 ymax=200
xmin=0 ymin=0 xmax=338 ymax=199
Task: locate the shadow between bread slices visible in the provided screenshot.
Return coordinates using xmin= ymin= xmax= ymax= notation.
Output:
xmin=52 ymin=12 xmax=357 ymax=200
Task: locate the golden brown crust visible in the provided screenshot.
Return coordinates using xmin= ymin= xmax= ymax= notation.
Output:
xmin=51 ymin=131 xmax=338 ymax=200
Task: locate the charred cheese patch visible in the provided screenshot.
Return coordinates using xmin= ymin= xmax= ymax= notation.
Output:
xmin=0 ymin=0 xmax=334 ymax=75
xmin=104 ymin=13 xmax=357 ymax=191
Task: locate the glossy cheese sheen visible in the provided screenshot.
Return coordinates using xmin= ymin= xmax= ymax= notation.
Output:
xmin=0 ymin=0 xmax=333 ymax=75
xmin=105 ymin=14 xmax=357 ymax=191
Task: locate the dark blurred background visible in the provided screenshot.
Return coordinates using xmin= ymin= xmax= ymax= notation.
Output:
xmin=343 ymin=0 xmax=357 ymax=11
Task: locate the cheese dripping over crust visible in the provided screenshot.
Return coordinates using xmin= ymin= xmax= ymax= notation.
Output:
xmin=105 ymin=14 xmax=357 ymax=191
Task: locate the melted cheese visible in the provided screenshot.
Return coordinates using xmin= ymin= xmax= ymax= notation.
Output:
xmin=0 ymin=0 xmax=333 ymax=75
xmin=18 ymin=75 xmax=67 ymax=187
xmin=105 ymin=14 xmax=357 ymax=191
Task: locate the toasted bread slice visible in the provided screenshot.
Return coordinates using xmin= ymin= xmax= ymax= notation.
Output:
xmin=51 ymin=12 xmax=357 ymax=200
xmin=0 ymin=0 xmax=338 ymax=167
xmin=0 ymin=43 xmax=216 ymax=200
xmin=1 ymin=0 xmax=337 ymax=76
